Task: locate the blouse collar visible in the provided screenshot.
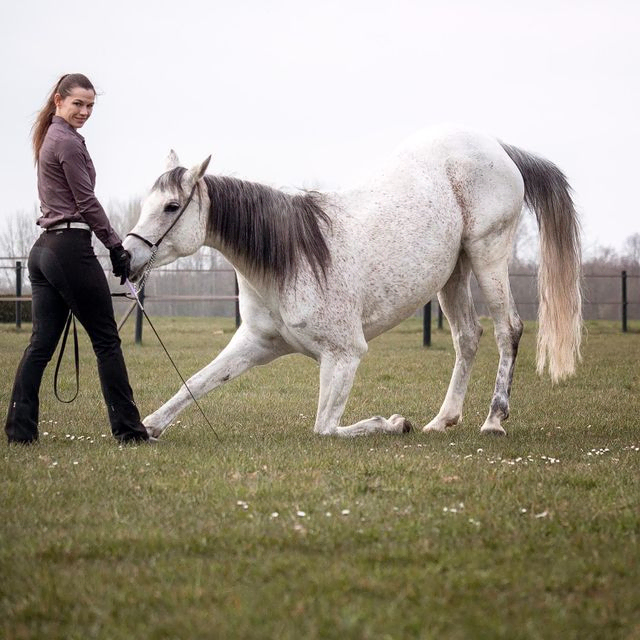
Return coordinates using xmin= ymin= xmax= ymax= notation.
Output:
xmin=51 ymin=115 xmax=85 ymax=141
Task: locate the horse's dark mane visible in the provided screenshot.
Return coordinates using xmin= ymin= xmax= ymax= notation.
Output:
xmin=205 ymin=175 xmax=332 ymax=284
xmin=153 ymin=167 xmax=332 ymax=284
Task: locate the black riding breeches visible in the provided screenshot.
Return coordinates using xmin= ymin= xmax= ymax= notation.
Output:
xmin=5 ymin=228 xmax=148 ymax=443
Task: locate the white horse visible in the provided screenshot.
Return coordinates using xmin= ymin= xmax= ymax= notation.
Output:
xmin=124 ymin=126 xmax=582 ymax=438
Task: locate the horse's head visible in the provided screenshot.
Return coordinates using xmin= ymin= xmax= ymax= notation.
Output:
xmin=124 ymin=151 xmax=211 ymax=282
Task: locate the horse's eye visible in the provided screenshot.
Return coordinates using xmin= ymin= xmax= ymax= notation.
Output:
xmin=164 ymin=201 xmax=180 ymax=214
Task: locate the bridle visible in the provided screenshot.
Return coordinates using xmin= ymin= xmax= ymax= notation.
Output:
xmin=125 ymin=181 xmax=199 ymax=290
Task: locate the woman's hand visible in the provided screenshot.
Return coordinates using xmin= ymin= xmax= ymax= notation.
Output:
xmin=109 ymin=245 xmax=131 ymax=285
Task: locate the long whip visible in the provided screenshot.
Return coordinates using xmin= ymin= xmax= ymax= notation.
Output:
xmin=125 ymin=267 xmax=221 ymax=442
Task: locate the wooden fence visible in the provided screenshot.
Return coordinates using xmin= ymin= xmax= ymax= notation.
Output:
xmin=2 ymin=257 xmax=638 ymax=345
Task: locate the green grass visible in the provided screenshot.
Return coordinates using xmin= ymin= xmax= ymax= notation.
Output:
xmin=1 ymin=317 xmax=639 ymax=640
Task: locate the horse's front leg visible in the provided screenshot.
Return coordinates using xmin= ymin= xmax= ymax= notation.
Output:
xmin=314 ymin=352 xmax=411 ymax=437
xmin=143 ymin=325 xmax=290 ymax=439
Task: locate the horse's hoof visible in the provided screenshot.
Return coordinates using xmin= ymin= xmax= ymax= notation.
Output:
xmin=480 ymin=424 xmax=507 ymax=436
xmin=422 ymin=420 xmax=448 ymax=433
xmin=145 ymin=424 xmax=163 ymax=439
xmin=423 ymin=424 xmax=446 ymax=433
xmin=423 ymin=414 xmax=460 ymax=433
xmin=389 ymin=414 xmax=412 ymax=433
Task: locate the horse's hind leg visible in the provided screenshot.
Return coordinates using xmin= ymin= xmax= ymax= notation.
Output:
xmin=472 ymin=257 xmax=523 ymax=435
xmin=424 ymin=253 xmax=483 ymax=433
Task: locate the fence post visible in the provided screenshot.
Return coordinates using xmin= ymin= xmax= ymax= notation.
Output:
xmin=15 ymin=261 xmax=22 ymax=329
xmin=135 ymin=286 xmax=145 ymax=344
xmin=234 ymin=275 xmax=241 ymax=328
xmin=423 ymin=301 xmax=431 ymax=347
xmin=622 ymin=270 xmax=628 ymax=333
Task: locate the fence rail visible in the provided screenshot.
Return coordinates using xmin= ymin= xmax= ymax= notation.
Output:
xmin=1 ymin=259 xmax=639 ymax=345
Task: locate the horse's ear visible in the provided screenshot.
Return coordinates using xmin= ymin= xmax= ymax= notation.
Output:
xmin=184 ymin=155 xmax=212 ymax=188
xmin=166 ymin=150 xmax=180 ymax=170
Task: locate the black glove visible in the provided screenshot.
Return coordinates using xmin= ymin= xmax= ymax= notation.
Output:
xmin=109 ymin=244 xmax=131 ymax=285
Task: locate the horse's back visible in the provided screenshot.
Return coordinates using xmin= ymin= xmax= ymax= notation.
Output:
xmin=391 ymin=125 xmax=507 ymax=163
xmin=335 ymin=126 xmax=523 ymax=258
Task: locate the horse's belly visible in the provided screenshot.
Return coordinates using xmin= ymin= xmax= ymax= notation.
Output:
xmin=358 ymin=230 xmax=460 ymax=340
xmin=360 ymin=270 xmax=452 ymax=340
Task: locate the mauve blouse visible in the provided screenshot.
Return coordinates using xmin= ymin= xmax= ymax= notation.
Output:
xmin=36 ymin=115 xmax=121 ymax=249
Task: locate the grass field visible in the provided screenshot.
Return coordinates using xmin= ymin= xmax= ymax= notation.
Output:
xmin=1 ymin=316 xmax=639 ymax=640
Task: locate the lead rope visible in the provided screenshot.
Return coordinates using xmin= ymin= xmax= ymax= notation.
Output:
xmin=53 ymin=311 xmax=79 ymax=403
xmin=133 ymin=243 xmax=158 ymax=292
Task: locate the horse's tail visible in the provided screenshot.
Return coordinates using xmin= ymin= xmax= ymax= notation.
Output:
xmin=501 ymin=143 xmax=582 ymax=382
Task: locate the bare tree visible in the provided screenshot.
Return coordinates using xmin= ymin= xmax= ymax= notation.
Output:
xmin=511 ymin=213 xmax=539 ymax=266
xmin=0 ymin=207 xmax=40 ymax=258
xmin=106 ymin=197 xmax=144 ymax=240
xmin=623 ymin=233 xmax=640 ymax=266
xmin=0 ymin=208 xmax=40 ymax=290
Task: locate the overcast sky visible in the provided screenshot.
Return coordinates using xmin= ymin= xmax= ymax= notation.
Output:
xmin=1 ymin=0 xmax=638 ymax=255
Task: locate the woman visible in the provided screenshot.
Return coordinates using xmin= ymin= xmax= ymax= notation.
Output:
xmin=5 ymin=73 xmax=149 ymax=444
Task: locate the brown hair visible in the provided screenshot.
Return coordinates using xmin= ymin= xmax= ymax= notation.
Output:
xmin=31 ymin=73 xmax=96 ymax=164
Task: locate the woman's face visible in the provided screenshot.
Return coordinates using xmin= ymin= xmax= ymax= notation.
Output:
xmin=54 ymin=87 xmax=95 ymax=129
